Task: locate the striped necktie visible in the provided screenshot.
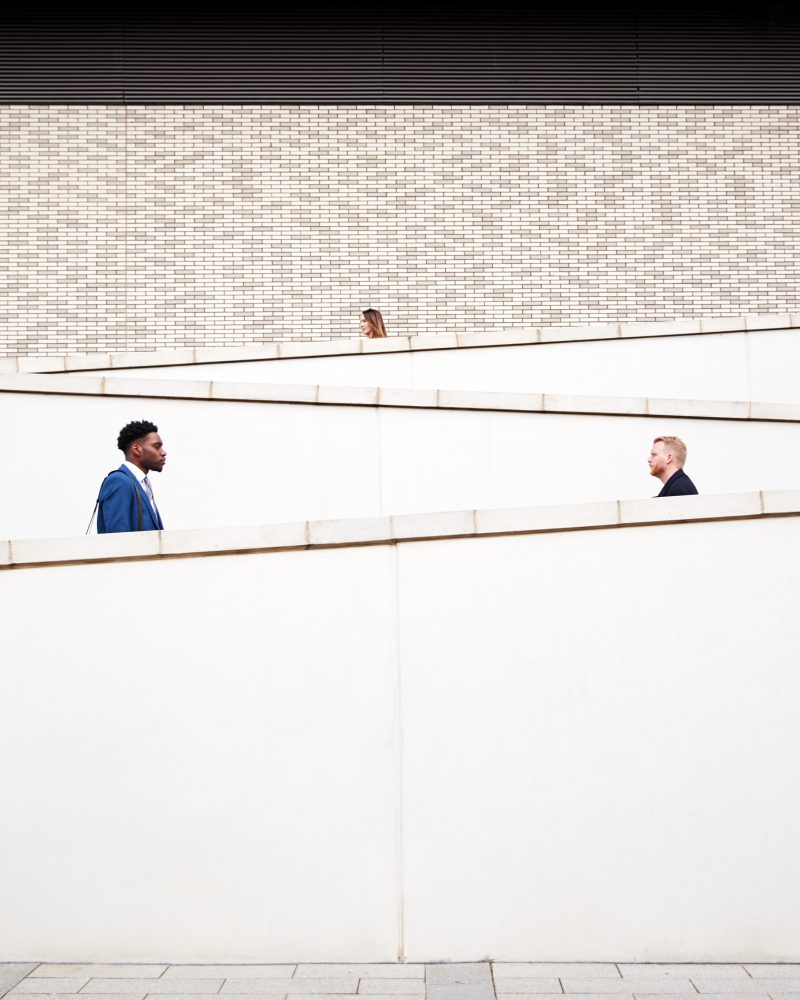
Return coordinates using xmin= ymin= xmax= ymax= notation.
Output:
xmin=142 ymin=475 xmax=156 ymax=511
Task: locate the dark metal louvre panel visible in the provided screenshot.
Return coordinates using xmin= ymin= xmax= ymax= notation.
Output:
xmin=1 ymin=9 xmax=800 ymax=105
xmin=122 ymin=20 xmax=387 ymax=104
xmin=379 ymin=24 xmax=638 ymax=103
xmin=637 ymin=26 xmax=800 ymax=103
xmin=0 ymin=19 xmax=124 ymax=103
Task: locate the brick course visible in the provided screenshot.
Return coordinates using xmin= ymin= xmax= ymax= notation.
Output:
xmin=1 ymin=104 xmax=798 ymax=356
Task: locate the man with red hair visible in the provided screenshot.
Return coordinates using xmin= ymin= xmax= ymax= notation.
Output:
xmin=648 ymin=435 xmax=698 ymax=497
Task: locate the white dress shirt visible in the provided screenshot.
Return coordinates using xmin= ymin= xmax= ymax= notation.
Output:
xmin=123 ymin=460 xmax=158 ymax=514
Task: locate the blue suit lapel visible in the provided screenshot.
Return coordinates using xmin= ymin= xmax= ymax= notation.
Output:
xmin=119 ymin=464 xmax=162 ymax=530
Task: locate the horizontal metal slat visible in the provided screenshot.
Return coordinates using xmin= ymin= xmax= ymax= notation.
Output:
xmin=0 ymin=11 xmax=798 ymax=104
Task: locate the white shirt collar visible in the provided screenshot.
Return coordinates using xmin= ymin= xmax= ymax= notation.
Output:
xmin=123 ymin=460 xmax=147 ymax=484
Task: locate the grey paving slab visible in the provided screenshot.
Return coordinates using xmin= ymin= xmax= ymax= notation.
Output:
xmin=426 ymin=985 xmax=495 ymax=1000
xmin=221 ymin=984 xmax=357 ymax=996
xmin=495 ymin=967 xmax=619 ymax=979
xmin=492 ymin=981 xmax=565 ymax=994
xmin=288 ymin=996 xmax=369 ymax=1000
xmin=620 ymin=969 xmax=746 ymax=980
xmin=746 ymin=969 xmax=800 ymax=979
xmin=630 ymin=995 xmax=704 ymax=1000
xmin=8 ymin=982 xmax=90 ymax=996
xmin=496 ymin=995 xmax=572 ymax=1000
xmin=426 ymin=966 xmax=493 ymax=986
xmin=164 ymin=971 xmax=294 ymax=981
xmin=31 ymin=971 xmax=166 ymax=981
xmin=284 ymin=985 xmax=358 ymax=996
xmin=151 ymin=997 xmax=278 ymax=1000
xmin=496 ymin=995 xmax=573 ymax=1000
xmin=634 ymin=995 xmax=766 ymax=1000
xmin=10 ymin=996 xmax=146 ymax=1000
xmin=357 ymin=983 xmax=424 ymax=996
xmin=82 ymin=982 xmax=222 ymax=995
xmin=152 ymin=997 xmax=277 ymax=1000
xmin=693 ymin=983 xmax=799 ymax=995
xmin=563 ymin=982 xmax=695 ymax=995
xmin=0 ymin=968 xmax=39 ymax=1000
xmin=295 ymin=971 xmax=423 ymax=982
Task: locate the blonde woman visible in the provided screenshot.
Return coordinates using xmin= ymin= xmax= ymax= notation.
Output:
xmin=359 ymin=308 xmax=388 ymax=338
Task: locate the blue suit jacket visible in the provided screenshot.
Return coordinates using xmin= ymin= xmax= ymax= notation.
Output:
xmin=97 ymin=464 xmax=164 ymax=533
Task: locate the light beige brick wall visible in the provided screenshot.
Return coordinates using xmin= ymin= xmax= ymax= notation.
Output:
xmin=1 ymin=105 xmax=798 ymax=356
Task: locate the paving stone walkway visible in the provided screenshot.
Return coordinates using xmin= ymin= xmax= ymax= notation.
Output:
xmin=2 ymin=964 xmax=800 ymax=1000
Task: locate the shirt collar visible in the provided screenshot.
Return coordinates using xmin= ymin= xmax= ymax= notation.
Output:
xmin=123 ymin=460 xmax=147 ymax=485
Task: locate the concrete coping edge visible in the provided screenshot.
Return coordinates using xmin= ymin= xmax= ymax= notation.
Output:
xmin=0 ymin=373 xmax=798 ymax=423
xmin=2 ymin=312 xmax=798 ymax=373
xmin=2 ymin=490 xmax=798 ymax=570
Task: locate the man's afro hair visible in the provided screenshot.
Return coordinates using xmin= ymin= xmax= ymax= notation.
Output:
xmin=117 ymin=420 xmax=158 ymax=453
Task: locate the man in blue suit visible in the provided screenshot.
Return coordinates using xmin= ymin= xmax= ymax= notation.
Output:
xmin=97 ymin=420 xmax=167 ymax=533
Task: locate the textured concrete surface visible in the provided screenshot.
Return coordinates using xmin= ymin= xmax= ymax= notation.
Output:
xmin=4 ymin=965 xmax=800 ymax=1000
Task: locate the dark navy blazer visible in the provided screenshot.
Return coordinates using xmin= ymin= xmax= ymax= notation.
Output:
xmin=657 ymin=468 xmax=699 ymax=497
xmin=97 ymin=464 xmax=164 ymax=533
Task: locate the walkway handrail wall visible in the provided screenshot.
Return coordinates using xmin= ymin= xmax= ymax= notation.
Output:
xmin=2 ymin=372 xmax=799 ymax=422
xmin=3 ymin=490 xmax=798 ymax=570
xmin=1 ymin=312 xmax=797 ymax=374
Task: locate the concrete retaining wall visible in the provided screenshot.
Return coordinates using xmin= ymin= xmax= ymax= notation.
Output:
xmin=1 ymin=497 xmax=798 ymax=961
xmin=2 ymin=379 xmax=800 ymax=539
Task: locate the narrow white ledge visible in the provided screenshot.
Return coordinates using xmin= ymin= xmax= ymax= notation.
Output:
xmin=647 ymin=398 xmax=751 ymax=420
xmin=103 ymin=376 xmax=213 ymax=400
xmin=476 ymin=501 xmax=620 ymax=535
xmin=6 ymin=312 xmax=798 ymax=374
xmin=761 ymin=489 xmax=800 ymax=515
xmin=619 ymin=319 xmax=702 ymax=338
xmin=391 ymin=509 xmax=477 ymax=541
xmin=278 ymin=339 xmax=354 ymax=359
xmin=619 ymin=492 xmax=763 ymax=524
xmin=2 ymin=490 xmax=798 ymax=571
xmin=700 ymin=315 xmax=752 ymax=334
xmin=317 ymin=384 xmax=380 ymax=406
xmin=2 ymin=372 xmax=799 ymax=423
xmin=377 ymin=386 xmax=439 ymax=408
xmin=456 ymin=329 xmax=538 ymax=348
xmin=209 ymin=381 xmax=318 ymax=403
xmin=193 ymin=343 xmax=280 ymax=363
xmin=545 ymin=393 xmax=647 ymax=416
xmin=745 ymin=313 xmax=793 ymax=331
xmin=308 ymin=516 xmax=394 ymax=547
xmin=159 ymin=521 xmax=309 ymax=556
xmin=437 ymin=389 xmax=544 ymax=412
xmin=540 ymin=323 xmax=620 ymax=343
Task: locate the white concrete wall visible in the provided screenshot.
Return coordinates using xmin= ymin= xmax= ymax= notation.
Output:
xmin=2 ymin=511 xmax=799 ymax=961
xmin=0 ymin=544 xmax=401 ymax=961
xmin=3 ymin=387 xmax=800 ymax=539
xmin=103 ymin=329 xmax=800 ymax=404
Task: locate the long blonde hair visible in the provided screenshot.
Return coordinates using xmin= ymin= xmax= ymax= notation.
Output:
xmin=361 ymin=308 xmax=387 ymax=338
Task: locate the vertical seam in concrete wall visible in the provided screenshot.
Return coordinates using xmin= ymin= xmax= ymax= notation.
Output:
xmin=392 ymin=541 xmax=406 ymax=963
xmin=378 ymin=407 xmax=385 ymax=516
xmin=744 ymin=330 xmax=753 ymax=405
